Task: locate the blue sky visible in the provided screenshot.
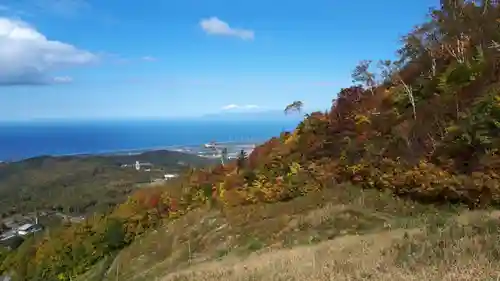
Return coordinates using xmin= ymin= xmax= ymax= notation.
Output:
xmin=0 ymin=0 xmax=438 ymax=121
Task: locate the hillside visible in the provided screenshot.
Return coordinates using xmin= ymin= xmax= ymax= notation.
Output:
xmin=98 ymin=187 xmax=499 ymax=281
xmin=2 ymin=1 xmax=500 ymax=280
xmin=0 ymin=150 xmax=217 ymax=217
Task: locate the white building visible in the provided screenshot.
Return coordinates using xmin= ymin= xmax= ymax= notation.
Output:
xmin=0 ymin=230 xmax=17 ymax=241
xmin=134 ymin=161 xmax=153 ymax=171
xmin=17 ymin=223 xmax=42 ymax=236
xmin=164 ymin=174 xmax=179 ymax=180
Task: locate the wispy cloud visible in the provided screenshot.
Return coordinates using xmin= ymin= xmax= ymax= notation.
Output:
xmin=222 ymin=104 xmax=238 ymax=110
xmin=99 ymin=53 xmax=158 ymax=64
xmin=32 ymin=0 xmax=90 ymax=18
xmin=0 ymin=4 xmax=32 ymax=17
xmin=53 ymin=76 xmax=73 ymax=83
xmin=0 ymin=17 xmax=97 ymax=86
xmin=221 ymin=104 xmax=260 ymax=110
xmin=141 ymin=56 xmax=157 ymax=62
xmin=244 ymin=104 xmax=259 ymax=109
xmin=0 ymin=0 xmax=89 ymax=19
xmin=90 ymin=53 xmax=155 ymax=65
xmin=200 ymin=17 xmax=254 ymax=40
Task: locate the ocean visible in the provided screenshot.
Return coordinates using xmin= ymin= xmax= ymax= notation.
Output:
xmin=0 ymin=119 xmax=300 ymax=162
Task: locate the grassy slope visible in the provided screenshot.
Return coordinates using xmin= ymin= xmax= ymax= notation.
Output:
xmin=161 ymin=211 xmax=500 ymax=281
xmin=90 ymin=185 xmax=500 ymax=281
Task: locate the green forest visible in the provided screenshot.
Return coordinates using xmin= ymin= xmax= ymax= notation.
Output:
xmin=0 ymin=150 xmax=217 ymax=217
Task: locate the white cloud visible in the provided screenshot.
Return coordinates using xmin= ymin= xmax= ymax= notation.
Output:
xmin=53 ymin=76 xmax=73 ymax=83
xmin=0 ymin=17 xmax=97 ymax=85
xmin=221 ymin=104 xmax=260 ymax=110
xmin=200 ymin=17 xmax=254 ymax=40
xmin=222 ymin=104 xmax=239 ymax=110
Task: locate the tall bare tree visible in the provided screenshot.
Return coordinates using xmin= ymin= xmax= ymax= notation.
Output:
xmin=378 ymin=60 xmax=417 ymax=120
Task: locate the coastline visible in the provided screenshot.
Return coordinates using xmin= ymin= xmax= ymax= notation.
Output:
xmin=1 ymin=140 xmax=260 ymax=163
xmin=0 ymin=119 xmax=297 ymax=162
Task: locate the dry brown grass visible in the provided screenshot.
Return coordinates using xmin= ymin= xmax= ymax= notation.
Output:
xmin=161 ymin=213 xmax=500 ymax=281
xmin=94 ymin=185 xmax=500 ymax=281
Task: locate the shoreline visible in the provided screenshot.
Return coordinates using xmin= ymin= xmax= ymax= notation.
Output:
xmin=1 ymin=140 xmax=261 ymax=163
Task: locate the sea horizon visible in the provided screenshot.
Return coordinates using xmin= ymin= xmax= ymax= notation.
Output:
xmin=0 ymin=119 xmax=300 ymax=162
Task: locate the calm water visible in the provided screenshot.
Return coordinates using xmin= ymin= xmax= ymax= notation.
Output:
xmin=0 ymin=119 xmax=299 ymax=161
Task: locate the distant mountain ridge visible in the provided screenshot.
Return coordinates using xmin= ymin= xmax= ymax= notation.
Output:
xmin=201 ymin=109 xmax=304 ymax=121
